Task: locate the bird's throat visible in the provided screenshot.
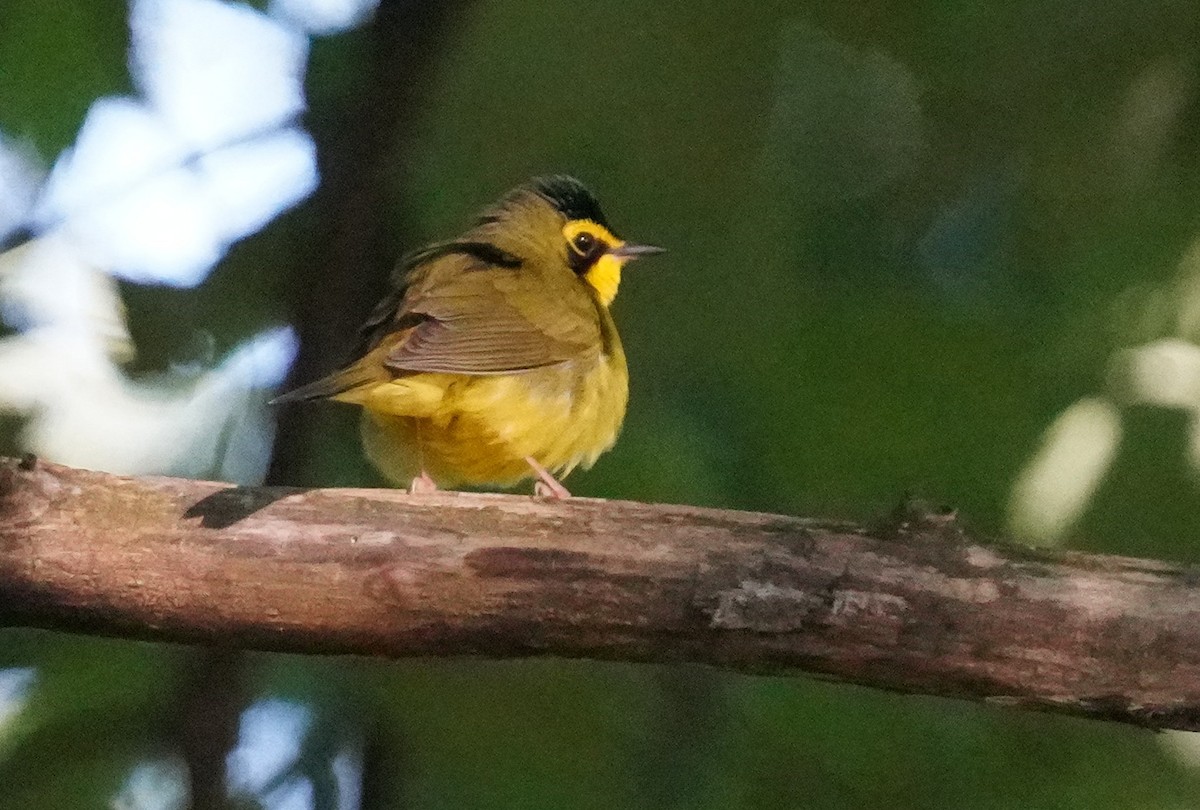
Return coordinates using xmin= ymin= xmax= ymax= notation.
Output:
xmin=585 ymin=255 xmax=622 ymax=306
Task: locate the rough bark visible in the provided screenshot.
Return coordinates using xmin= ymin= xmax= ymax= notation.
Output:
xmin=3 ymin=456 xmax=1200 ymax=731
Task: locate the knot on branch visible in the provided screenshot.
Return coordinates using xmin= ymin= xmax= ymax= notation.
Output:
xmin=880 ymin=495 xmax=966 ymax=544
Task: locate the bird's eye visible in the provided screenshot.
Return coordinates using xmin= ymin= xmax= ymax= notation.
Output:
xmin=571 ymin=231 xmax=597 ymax=256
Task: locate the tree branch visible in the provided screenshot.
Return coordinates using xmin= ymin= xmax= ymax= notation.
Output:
xmin=3 ymin=456 xmax=1200 ymax=731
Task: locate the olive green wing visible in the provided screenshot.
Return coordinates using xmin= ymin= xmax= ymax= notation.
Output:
xmin=367 ymin=242 xmax=602 ymax=376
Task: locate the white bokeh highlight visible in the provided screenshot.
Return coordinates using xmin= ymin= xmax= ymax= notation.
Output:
xmin=36 ymin=98 xmax=224 ymax=286
xmin=227 ymin=699 xmax=312 ymax=795
xmin=270 ymin=0 xmax=379 ymax=35
xmin=331 ymin=746 xmax=363 ymax=810
xmin=131 ymin=0 xmax=309 ymax=152
xmin=0 ymin=235 xmax=298 ymax=484
xmin=1009 ymin=234 xmax=1200 ymax=545
xmin=0 ymin=233 xmax=132 ymax=358
xmin=197 ymin=128 xmax=318 ymax=245
xmin=0 ymin=0 xmax=385 ymax=803
xmin=2 ymin=0 xmax=315 ymax=484
xmin=32 ymin=0 xmax=317 ymax=287
xmin=0 ymin=667 xmax=37 ymax=741
xmin=0 ymin=134 xmax=42 ymax=245
xmin=1008 ymin=398 xmax=1122 ymax=545
xmin=225 ymin=698 xmax=362 ymax=810
xmin=111 ymin=758 xmax=190 ymax=810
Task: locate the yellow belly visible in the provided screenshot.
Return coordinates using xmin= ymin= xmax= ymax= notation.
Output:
xmin=348 ymin=353 xmax=628 ymax=488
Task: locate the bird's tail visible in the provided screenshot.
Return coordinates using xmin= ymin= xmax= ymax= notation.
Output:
xmin=270 ymin=364 xmax=377 ymax=405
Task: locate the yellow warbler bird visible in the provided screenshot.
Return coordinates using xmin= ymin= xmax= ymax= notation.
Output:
xmin=274 ymin=176 xmax=663 ymax=497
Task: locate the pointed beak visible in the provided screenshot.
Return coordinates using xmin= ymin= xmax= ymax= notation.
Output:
xmin=609 ymin=242 xmax=666 ymax=261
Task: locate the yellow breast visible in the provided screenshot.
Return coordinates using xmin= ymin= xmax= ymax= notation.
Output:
xmin=355 ymin=346 xmax=628 ymax=487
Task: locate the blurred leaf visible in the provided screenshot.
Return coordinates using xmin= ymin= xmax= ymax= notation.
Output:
xmin=767 ymin=22 xmax=926 ymax=204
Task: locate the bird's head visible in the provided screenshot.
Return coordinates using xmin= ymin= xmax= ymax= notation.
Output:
xmin=476 ymin=175 xmax=664 ymax=307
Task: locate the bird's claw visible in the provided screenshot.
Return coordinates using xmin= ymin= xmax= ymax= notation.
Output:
xmin=526 ymin=456 xmax=571 ymax=499
xmin=409 ymin=471 xmax=438 ymax=494
xmin=534 ymin=479 xmax=572 ymax=499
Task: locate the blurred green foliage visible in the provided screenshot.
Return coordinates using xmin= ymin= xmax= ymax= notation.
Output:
xmin=5 ymin=0 xmax=1200 ymax=807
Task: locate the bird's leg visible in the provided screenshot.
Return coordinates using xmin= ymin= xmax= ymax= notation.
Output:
xmin=408 ymin=420 xmax=437 ymax=494
xmin=525 ymin=456 xmax=571 ymax=499
xmin=409 ymin=470 xmax=437 ymax=494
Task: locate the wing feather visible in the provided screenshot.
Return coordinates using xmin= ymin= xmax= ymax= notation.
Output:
xmin=357 ymin=241 xmax=601 ymax=376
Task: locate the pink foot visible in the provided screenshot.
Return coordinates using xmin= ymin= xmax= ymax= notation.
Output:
xmin=409 ymin=471 xmax=437 ymax=494
xmin=526 ymin=456 xmax=571 ymax=499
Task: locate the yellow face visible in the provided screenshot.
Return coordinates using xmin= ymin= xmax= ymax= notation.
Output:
xmin=562 ymin=219 xmax=627 ymax=307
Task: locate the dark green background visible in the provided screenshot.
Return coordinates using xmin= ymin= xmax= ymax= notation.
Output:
xmin=4 ymin=0 xmax=1200 ymax=806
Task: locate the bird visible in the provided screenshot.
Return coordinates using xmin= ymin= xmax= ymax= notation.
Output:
xmin=273 ymin=175 xmax=664 ymax=497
